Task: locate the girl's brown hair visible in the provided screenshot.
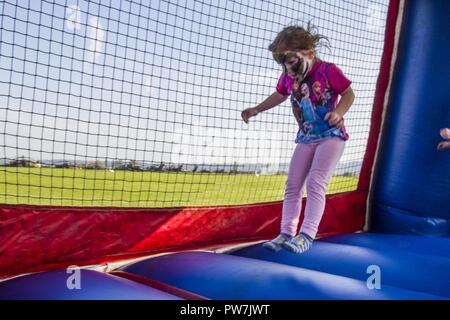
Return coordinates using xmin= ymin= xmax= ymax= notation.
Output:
xmin=269 ymin=22 xmax=330 ymax=64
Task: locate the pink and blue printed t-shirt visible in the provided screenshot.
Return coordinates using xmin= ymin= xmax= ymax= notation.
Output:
xmin=276 ymin=60 xmax=352 ymax=144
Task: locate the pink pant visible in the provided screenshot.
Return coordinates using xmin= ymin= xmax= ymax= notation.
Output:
xmin=281 ymin=137 xmax=345 ymax=239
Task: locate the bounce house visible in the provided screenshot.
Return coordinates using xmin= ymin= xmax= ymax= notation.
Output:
xmin=0 ymin=0 xmax=449 ymax=299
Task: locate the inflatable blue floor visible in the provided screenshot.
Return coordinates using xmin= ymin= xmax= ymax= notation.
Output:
xmin=0 ymin=269 xmax=181 ymax=300
xmin=119 ymin=233 xmax=450 ymax=300
xmin=1 ymin=233 xmax=449 ymax=299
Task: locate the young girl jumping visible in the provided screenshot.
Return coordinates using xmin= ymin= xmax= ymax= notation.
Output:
xmin=242 ymin=24 xmax=355 ymax=254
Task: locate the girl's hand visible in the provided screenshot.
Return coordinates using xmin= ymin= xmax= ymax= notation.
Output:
xmin=324 ymin=111 xmax=344 ymax=128
xmin=241 ymin=107 xmax=259 ymax=124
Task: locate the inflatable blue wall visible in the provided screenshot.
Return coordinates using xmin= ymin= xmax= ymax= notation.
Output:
xmin=371 ymin=0 xmax=450 ymax=235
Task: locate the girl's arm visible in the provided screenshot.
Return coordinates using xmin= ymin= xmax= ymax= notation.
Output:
xmin=325 ymin=86 xmax=355 ymax=128
xmin=335 ymin=87 xmax=355 ymax=117
xmin=255 ymin=91 xmax=289 ymax=113
xmin=242 ymin=91 xmax=289 ymax=123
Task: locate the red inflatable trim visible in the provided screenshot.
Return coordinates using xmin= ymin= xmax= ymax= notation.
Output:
xmin=0 ymin=191 xmax=366 ymax=279
xmin=110 ymin=271 xmax=208 ymax=300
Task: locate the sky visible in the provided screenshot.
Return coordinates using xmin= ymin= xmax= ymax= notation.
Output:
xmin=0 ymin=0 xmax=389 ymax=168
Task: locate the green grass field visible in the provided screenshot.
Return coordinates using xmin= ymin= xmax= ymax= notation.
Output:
xmin=0 ymin=167 xmax=358 ymax=207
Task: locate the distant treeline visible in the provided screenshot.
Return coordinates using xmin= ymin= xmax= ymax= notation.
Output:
xmin=0 ymin=157 xmax=266 ymax=174
xmin=0 ymin=157 xmax=361 ymax=176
